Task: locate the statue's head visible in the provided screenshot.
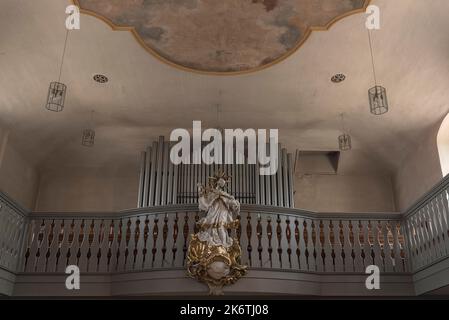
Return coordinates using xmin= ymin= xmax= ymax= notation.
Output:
xmin=209 ymin=170 xmax=230 ymax=190
xmin=217 ymin=178 xmax=226 ymax=188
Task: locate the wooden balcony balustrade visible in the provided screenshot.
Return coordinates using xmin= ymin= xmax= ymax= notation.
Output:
xmin=2 ymin=175 xmax=449 ymax=279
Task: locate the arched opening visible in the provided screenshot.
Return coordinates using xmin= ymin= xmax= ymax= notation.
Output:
xmin=437 ymin=113 xmax=449 ymax=177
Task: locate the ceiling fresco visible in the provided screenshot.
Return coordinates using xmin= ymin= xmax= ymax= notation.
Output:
xmin=76 ymin=0 xmax=369 ymax=73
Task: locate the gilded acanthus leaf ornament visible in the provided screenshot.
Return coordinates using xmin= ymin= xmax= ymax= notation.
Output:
xmin=187 ymin=171 xmax=247 ymax=295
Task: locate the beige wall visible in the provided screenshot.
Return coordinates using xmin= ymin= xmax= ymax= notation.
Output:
xmin=394 ymin=124 xmax=443 ymax=211
xmin=0 ymin=134 xmax=39 ymax=210
xmin=35 ymin=165 xmax=139 ymax=212
xmin=294 ymin=173 xmax=396 ymax=213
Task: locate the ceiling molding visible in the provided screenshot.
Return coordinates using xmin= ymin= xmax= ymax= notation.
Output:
xmin=73 ymin=0 xmax=372 ymax=75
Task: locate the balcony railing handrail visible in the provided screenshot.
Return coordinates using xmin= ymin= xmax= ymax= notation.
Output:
xmin=2 ymin=174 xmax=449 ymax=277
xmin=28 ymin=204 xmax=402 ymax=221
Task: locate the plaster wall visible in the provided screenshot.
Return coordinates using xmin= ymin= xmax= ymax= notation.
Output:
xmin=294 ymin=173 xmax=396 ymax=213
xmin=0 ymin=133 xmax=39 ymax=210
xmin=394 ymin=124 xmax=443 ymax=211
xmin=35 ymin=164 xmax=139 ymax=212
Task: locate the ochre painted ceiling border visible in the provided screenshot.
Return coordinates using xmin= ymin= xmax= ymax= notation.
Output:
xmin=72 ymin=0 xmax=372 ymax=76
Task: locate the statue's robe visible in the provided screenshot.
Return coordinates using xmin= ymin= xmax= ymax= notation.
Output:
xmin=197 ymin=188 xmax=240 ymax=248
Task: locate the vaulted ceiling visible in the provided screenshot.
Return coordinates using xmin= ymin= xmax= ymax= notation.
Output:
xmin=0 ymin=0 xmax=448 ymax=175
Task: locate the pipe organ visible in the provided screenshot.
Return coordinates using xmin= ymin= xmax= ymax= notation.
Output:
xmin=137 ymin=136 xmax=295 ymax=208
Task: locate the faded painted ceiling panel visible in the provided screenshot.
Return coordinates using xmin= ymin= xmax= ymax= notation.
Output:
xmin=76 ymin=0 xmax=368 ymax=73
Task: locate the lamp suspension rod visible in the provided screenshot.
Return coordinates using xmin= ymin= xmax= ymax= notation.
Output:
xmin=340 ymin=112 xmax=347 ymax=133
xmin=57 ymin=30 xmax=70 ymax=83
xmin=367 ymin=29 xmax=378 ymax=87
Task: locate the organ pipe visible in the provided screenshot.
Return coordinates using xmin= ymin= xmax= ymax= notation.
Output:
xmin=138 ymin=136 xmax=295 ymax=208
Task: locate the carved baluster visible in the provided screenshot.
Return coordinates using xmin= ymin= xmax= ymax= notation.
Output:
xmin=397 ymin=222 xmax=407 ymax=272
xmin=131 ymin=218 xmax=140 ymax=269
xmin=76 ymin=220 xmax=85 ymax=269
xmin=9 ymin=212 xmax=18 ymax=267
xmin=24 ymin=219 xmax=36 ymax=271
xmin=115 ymin=219 xmax=123 ymax=271
xmin=414 ymin=214 xmax=424 ymax=268
xmin=428 ymin=200 xmax=443 ymax=258
xmin=276 ymin=215 xmax=283 ymax=268
xmin=367 ymin=220 xmax=375 ymax=265
xmin=417 ymin=210 xmax=430 ymax=266
xmin=341 ymin=220 xmax=355 ymax=272
xmin=124 ymin=219 xmax=132 ymax=269
xmin=373 ymin=220 xmax=383 ymax=269
xmin=377 ymin=221 xmax=387 ymax=271
xmin=348 ymin=221 xmax=356 ymax=271
xmin=182 ymin=213 xmax=189 ymax=265
xmin=342 ymin=220 xmax=352 ymax=272
xmin=294 ymin=218 xmax=301 ymax=270
xmin=328 ymin=220 xmax=335 ymax=271
xmin=352 ymin=220 xmax=362 ymax=272
xmin=322 ymin=220 xmax=333 ymax=272
xmin=359 ymin=220 xmax=367 ymax=269
xmin=172 ymin=213 xmax=179 ymax=267
xmin=142 ymin=216 xmax=150 ymax=268
xmin=423 ymin=205 xmax=437 ymax=261
xmin=55 ymin=220 xmax=65 ymax=272
xmin=86 ymin=220 xmax=95 ymax=272
xmin=44 ymin=220 xmax=55 ymax=272
xmin=0 ymin=211 xmax=7 ymax=266
xmin=318 ymin=220 xmax=326 ymax=272
xmin=107 ymin=220 xmax=114 ymax=271
xmin=403 ymin=218 xmax=415 ymax=269
xmin=267 ymin=217 xmax=273 ymax=268
xmin=152 ymin=216 xmax=159 ymax=267
xmin=432 ymin=199 xmax=444 ymax=258
xmin=378 ymin=221 xmax=386 ymax=271
xmin=417 ymin=212 xmax=428 ymax=268
xmin=66 ymin=220 xmax=75 ymax=268
xmin=333 ymin=220 xmax=343 ymax=272
xmin=285 ymin=217 xmax=292 ymax=268
xmin=96 ymin=220 xmax=105 ymax=272
xmin=434 ymin=195 xmax=448 ymax=256
xmin=423 ymin=201 xmax=439 ymax=261
xmin=384 ymin=221 xmax=394 ymax=272
xmin=306 ymin=219 xmax=316 ymax=271
xmin=311 ymin=220 xmax=318 ymax=271
xmin=429 ymin=196 xmax=441 ymax=258
xmin=391 ymin=220 xmax=400 ymax=272
xmin=161 ymin=214 xmax=169 ymax=267
xmin=303 ymin=220 xmax=310 ymax=270
xmin=437 ymin=192 xmax=449 ymax=253
xmin=365 ymin=220 xmax=374 ymax=269
xmin=256 ymin=214 xmax=263 ymax=267
xmin=443 ymin=189 xmax=449 ymax=239
xmin=246 ymin=213 xmax=253 ymax=267
xmin=408 ymin=215 xmax=419 ymax=268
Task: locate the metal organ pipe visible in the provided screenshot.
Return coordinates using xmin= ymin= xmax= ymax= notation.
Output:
xmin=138 ymin=136 xmax=295 ymax=208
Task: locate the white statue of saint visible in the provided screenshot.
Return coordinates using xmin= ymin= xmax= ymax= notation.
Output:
xmin=197 ymin=172 xmax=240 ymax=248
